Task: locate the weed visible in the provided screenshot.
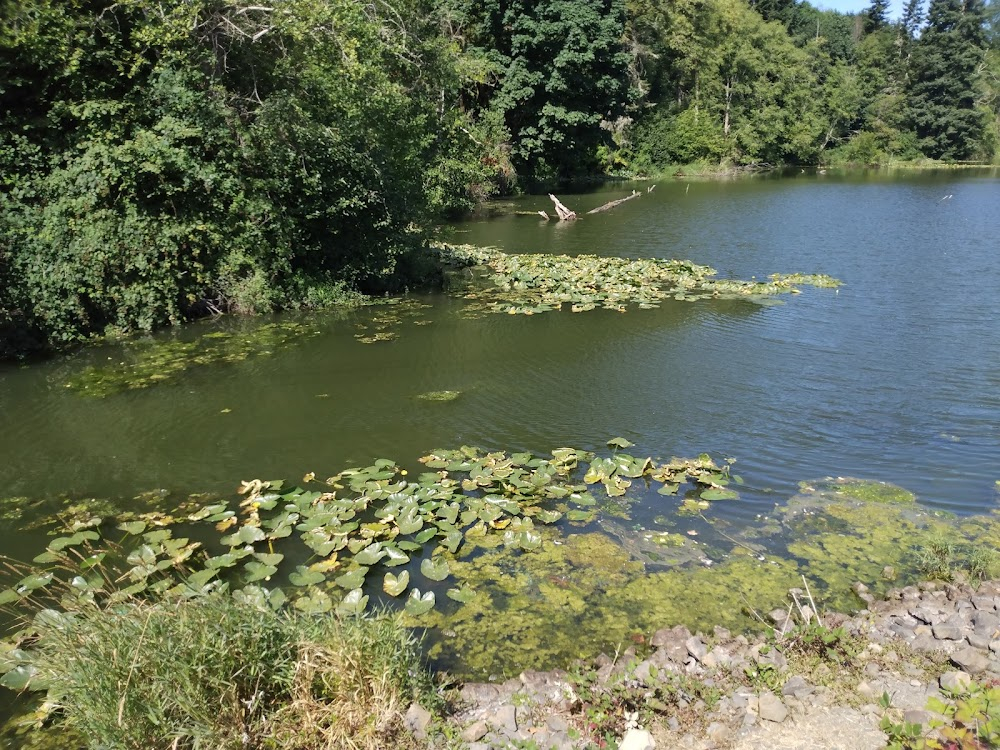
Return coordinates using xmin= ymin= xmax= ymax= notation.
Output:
xmin=881 ymin=680 xmax=1000 ymax=749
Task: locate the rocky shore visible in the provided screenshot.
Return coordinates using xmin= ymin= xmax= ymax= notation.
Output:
xmin=405 ymin=577 xmax=1000 ymax=749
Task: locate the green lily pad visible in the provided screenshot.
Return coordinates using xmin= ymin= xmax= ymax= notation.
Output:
xmin=446 ymin=585 xmax=477 ymax=603
xmin=420 ymin=556 xmax=450 ymax=582
xmin=416 ymin=390 xmax=462 ymax=402
xmin=118 ymin=520 xmax=148 ymax=535
xmin=383 ymin=571 xmax=409 ymax=596
xmin=289 ymin=566 xmax=326 ymax=587
xmin=607 ymin=437 xmax=635 ymax=450
xmin=353 ymin=542 xmax=386 ymax=566
xmin=186 ymin=568 xmax=218 ymax=589
xmin=243 ymin=561 xmax=277 ymax=582
xmin=294 ymin=589 xmax=332 ymax=615
xmin=0 ymin=664 xmax=38 ymax=692
xmin=335 ymin=567 xmax=369 ymax=590
xmin=404 ymin=589 xmax=436 ymax=616
xmin=336 ymin=588 xmax=369 ymax=616
xmin=701 ymin=489 xmax=739 ymax=501
xmin=382 ymin=545 xmax=410 ymax=567
xmin=17 ymin=573 xmax=54 ymax=592
xmin=222 ymin=525 xmax=266 ymax=546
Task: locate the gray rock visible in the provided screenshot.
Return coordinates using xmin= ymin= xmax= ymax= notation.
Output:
xmin=633 ymin=659 xmax=654 ymax=684
xmin=856 ymin=681 xmax=877 ymax=701
xmin=468 ymin=743 xmax=489 ymax=750
xmin=520 ymin=669 xmax=571 ymax=704
xmin=652 ymin=627 xmax=691 ymax=665
xmin=758 ymin=691 xmax=789 ymax=723
xmin=487 ymin=704 xmax=518 ymax=736
xmin=932 ymin=623 xmax=964 ymax=641
xmin=968 ymin=633 xmax=991 ymax=650
xmin=460 ymin=682 xmax=500 ymax=706
xmin=952 ymin=647 xmax=991 ymax=674
xmin=404 ymin=703 xmax=432 ymax=740
xmin=782 ymin=675 xmax=815 ymax=698
xmin=972 ymin=611 xmax=1000 ymax=637
xmin=769 ymin=608 xmax=790 ymax=626
xmin=545 ymin=715 xmax=569 ymax=733
xmin=904 ymin=709 xmax=930 ymax=726
xmin=940 ymin=671 xmax=972 ymax=693
xmin=619 ymin=728 xmax=656 ymax=750
xmin=686 ymin=635 xmax=708 ymax=663
xmin=461 ymin=721 xmax=489 ymax=742
xmin=911 ymin=635 xmax=944 ymax=653
xmin=972 ymin=595 xmax=999 ymax=611
xmin=707 ymin=721 xmax=734 ymax=745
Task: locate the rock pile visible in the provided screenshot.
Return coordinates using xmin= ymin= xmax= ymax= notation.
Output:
xmin=413 ymin=578 xmax=1000 ymax=749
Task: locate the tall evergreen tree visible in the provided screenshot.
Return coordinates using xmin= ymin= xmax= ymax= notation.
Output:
xmin=908 ymin=0 xmax=989 ymax=158
xmin=864 ymin=0 xmax=891 ymax=33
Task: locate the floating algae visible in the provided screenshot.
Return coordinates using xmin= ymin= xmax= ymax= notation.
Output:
xmin=66 ymin=322 xmax=323 ymax=397
xmin=6 ymin=446 xmax=1000 ymax=683
xmin=434 ymin=243 xmax=841 ymax=316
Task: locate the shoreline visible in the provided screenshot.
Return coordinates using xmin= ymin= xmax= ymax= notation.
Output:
xmin=423 ymin=576 xmax=1000 ymax=749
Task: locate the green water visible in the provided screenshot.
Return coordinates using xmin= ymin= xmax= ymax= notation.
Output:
xmin=2 ymin=168 xmax=1000 ymax=683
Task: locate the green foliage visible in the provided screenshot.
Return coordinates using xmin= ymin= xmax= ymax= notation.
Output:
xmin=451 ymin=0 xmax=632 ymax=179
xmin=909 ymin=0 xmax=991 ymax=159
xmin=0 ymin=0 xmax=486 ymax=355
xmin=915 ymin=538 xmax=1000 ymax=582
xmin=881 ymin=680 xmax=1000 ymax=749
xmin=2 ymin=593 xmax=432 ymax=750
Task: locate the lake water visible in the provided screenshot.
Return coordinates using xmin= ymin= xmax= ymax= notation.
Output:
xmin=1 ymin=167 xmax=999 ymax=679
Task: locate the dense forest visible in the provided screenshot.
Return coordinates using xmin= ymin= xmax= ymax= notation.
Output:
xmin=1 ymin=0 xmax=998 ymax=355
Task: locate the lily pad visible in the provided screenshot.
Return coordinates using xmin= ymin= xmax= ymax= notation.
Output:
xmin=289 ymin=566 xmax=326 ymax=587
xmin=446 ymin=585 xmax=477 ymax=603
xmin=420 ymin=556 xmax=450 ymax=582
xmin=336 ymin=588 xmax=369 ymax=616
xmin=416 ymin=390 xmax=462 ymax=402
xmin=335 ymin=567 xmax=369 ymax=590
xmin=383 ymin=571 xmax=410 ymax=597
xmin=404 ymin=589 xmax=436 ymax=616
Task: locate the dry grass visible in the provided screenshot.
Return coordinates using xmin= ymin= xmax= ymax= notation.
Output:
xmin=265 ymin=641 xmax=419 ymax=750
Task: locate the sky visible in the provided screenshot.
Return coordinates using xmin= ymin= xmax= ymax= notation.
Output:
xmin=812 ymin=0 xmax=906 ymax=19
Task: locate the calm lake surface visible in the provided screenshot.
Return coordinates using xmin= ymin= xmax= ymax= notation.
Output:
xmin=1 ymin=169 xmax=999 ymax=675
xmin=4 ymin=169 xmax=999 ymax=517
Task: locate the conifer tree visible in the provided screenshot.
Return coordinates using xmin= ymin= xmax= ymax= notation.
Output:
xmin=864 ymin=0 xmax=891 ymax=33
xmin=908 ymin=0 xmax=989 ymax=158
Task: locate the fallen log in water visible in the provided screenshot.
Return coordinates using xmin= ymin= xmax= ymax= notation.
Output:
xmin=587 ymin=189 xmax=642 ymax=214
xmin=548 ymin=194 xmax=577 ymax=221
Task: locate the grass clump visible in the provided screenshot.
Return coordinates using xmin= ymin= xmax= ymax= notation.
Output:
xmin=3 ymin=593 xmax=434 ymax=750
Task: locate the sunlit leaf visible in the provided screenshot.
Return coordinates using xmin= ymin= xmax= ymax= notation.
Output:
xmin=383 ymin=571 xmax=409 ymax=596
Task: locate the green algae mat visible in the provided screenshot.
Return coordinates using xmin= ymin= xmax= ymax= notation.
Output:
xmin=2 ymin=445 xmax=998 ymax=683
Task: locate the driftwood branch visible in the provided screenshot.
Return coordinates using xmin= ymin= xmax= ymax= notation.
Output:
xmin=587 ymin=189 xmax=642 ymax=215
xmin=548 ymin=194 xmax=577 ymax=221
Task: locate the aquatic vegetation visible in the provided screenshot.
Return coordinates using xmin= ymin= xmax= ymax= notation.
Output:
xmin=415 ymin=390 xmax=462 ymax=402
xmin=0 ymin=446 xmax=741 ymax=625
xmin=433 ymin=243 xmax=841 ymax=316
xmin=65 ymin=322 xmax=324 ymax=397
xmin=6 ymin=446 xmax=1000 ymax=684
xmin=797 ymin=477 xmax=917 ymax=505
